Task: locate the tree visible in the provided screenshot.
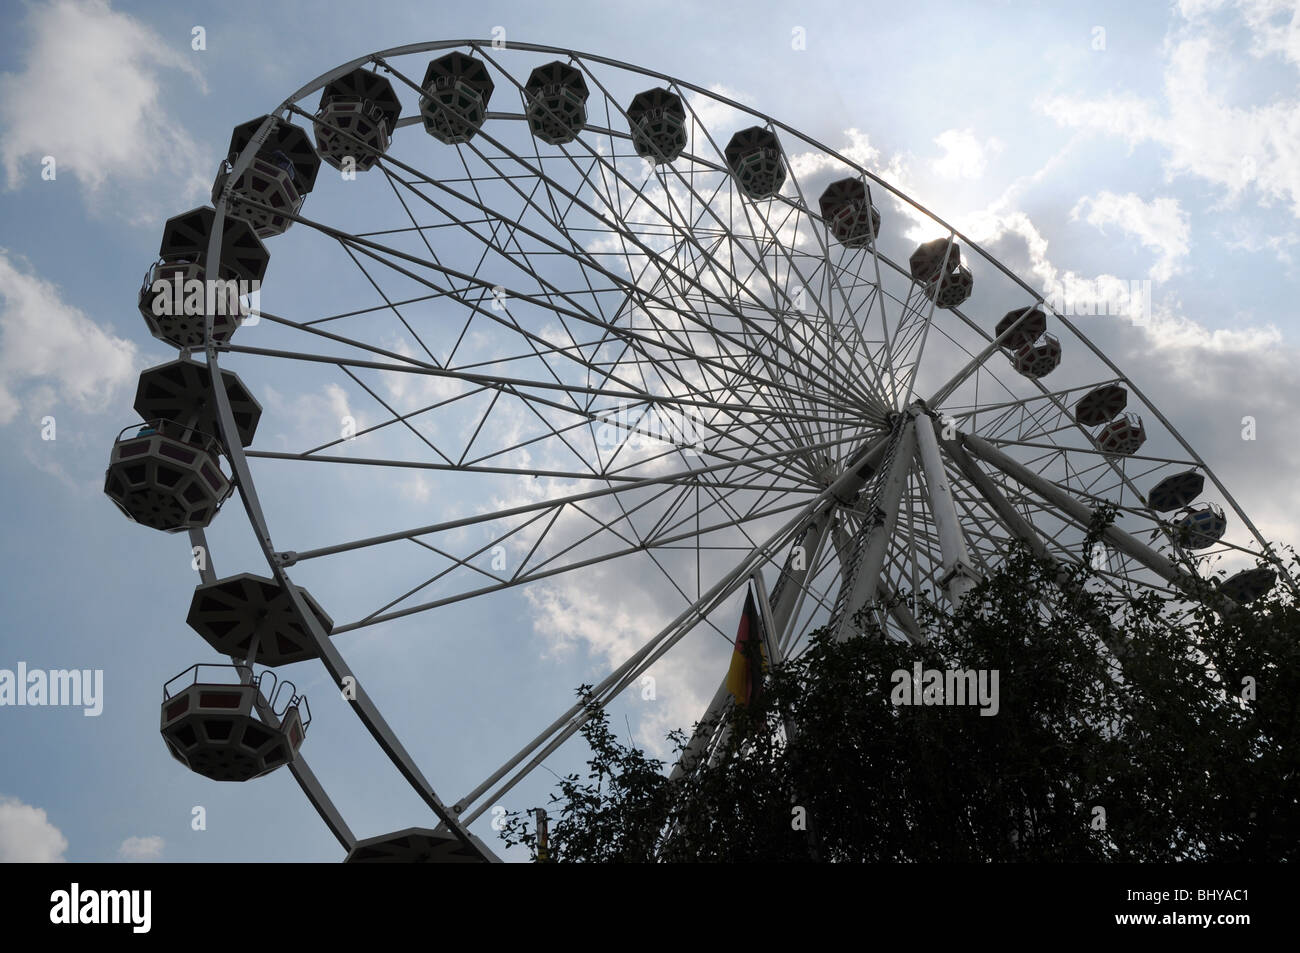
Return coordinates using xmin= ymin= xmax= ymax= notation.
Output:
xmin=500 ymin=522 xmax=1300 ymax=862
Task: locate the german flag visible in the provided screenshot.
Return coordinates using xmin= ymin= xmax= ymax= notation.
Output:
xmin=726 ymin=586 xmax=767 ymax=706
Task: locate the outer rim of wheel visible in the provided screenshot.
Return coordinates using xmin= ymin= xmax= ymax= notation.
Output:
xmin=195 ymin=39 xmax=1294 ymax=860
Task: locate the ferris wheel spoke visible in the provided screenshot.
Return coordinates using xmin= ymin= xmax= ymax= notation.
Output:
xmin=360 ymin=510 xmax=555 ymax=624
xmin=948 ymin=445 xmax=1200 ymax=637
xmin=333 ymin=492 xmax=816 ymax=634
xmin=375 ymin=137 xmax=855 ymax=417
xmin=945 ymin=379 xmax=1125 ymax=424
xmin=638 ymin=466 xmax=791 ymax=551
xmin=282 ymin=428 xmax=851 ymax=566
xmin=378 ymin=72 xmax=878 ymax=423
xmin=898 ymin=240 xmax=960 ymax=408
xmin=947 ymin=447 xmax=1181 ymax=608
xmin=362 ymin=463 xmax=791 ymax=631
xmin=377 ymin=157 xmax=594 ymax=381
xmin=297 ymin=289 xmax=455 ymax=327
xmin=246 ymin=448 xmax=785 ymax=486
xmin=773 ymin=524 xmax=851 ymax=655
xmin=449 ymin=471 xmax=835 ymax=822
xmin=345 ymin=426 xmax=857 ymax=629
xmin=221 ymin=341 xmax=838 ymax=460
xmin=717 ymin=179 xmax=865 ymax=412
xmin=664 ymin=91 xmax=891 ymax=410
xmin=575 ymin=482 xmax=740 ymax=642
xmin=334 ymin=362 xmax=459 ymax=466
xmin=578 ymin=301 xmax=814 ymax=466
xmin=277 ymin=182 xmax=850 ymax=423
xmin=601 ymin=237 xmax=835 ymax=453
xmin=765 ymin=139 xmax=894 ymax=411
xmin=915 ymin=303 xmax=1202 ymax=558
xmin=473 ymin=60 xmax=853 ymax=401
xmin=981 ymin=437 xmax=1201 ymax=470
xmin=334 ymin=210 xmax=443 ymax=368
xmin=955 ymin=433 xmax=1210 ymax=599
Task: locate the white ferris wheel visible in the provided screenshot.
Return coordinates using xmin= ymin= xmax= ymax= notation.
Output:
xmin=103 ymin=40 xmax=1290 ymax=862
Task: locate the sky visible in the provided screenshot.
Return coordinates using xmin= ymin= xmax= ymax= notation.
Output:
xmin=1 ymin=0 xmax=1299 ymax=862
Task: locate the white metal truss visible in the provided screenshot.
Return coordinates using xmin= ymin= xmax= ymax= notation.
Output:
xmin=128 ymin=39 xmax=1292 ymax=862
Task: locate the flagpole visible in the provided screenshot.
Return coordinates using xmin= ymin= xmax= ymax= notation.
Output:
xmin=752 ymin=571 xmax=823 ymax=861
xmin=669 ymin=429 xmax=894 ymax=781
xmin=750 ymin=571 xmax=781 ymax=666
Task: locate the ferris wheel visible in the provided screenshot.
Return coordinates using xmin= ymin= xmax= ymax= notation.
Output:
xmin=103 ymin=39 xmax=1291 ymax=862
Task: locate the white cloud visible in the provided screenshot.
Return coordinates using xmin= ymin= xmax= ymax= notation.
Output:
xmin=1143 ymin=301 xmax=1283 ymax=354
xmin=1071 ymin=191 xmax=1191 ymax=281
xmin=0 ymin=796 xmax=68 ymax=862
xmin=379 ymin=338 xmax=466 ymax=411
xmin=397 ymin=472 xmax=433 ymax=503
xmin=117 ymin=835 xmax=164 ymax=861
xmin=0 ymin=0 xmax=208 ymax=215
xmin=966 ymin=203 xmax=1264 ymax=351
xmin=1040 ymin=9 xmax=1300 ymax=217
xmin=682 ymin=83 xmax=753 ymax=145
xmin=0 ymin=249 xmax=139 ymax=426
xmin=325 ymin=382 xmax=354 ymax=427
xmin=1223 ymin=226 xmax=1300 ymax=267
xmin=788 ymin=128 xmax=881 ymax=181
xmin=1239 ymin=0 xmax=1300 ymax=66
xmin=260 ymin=382 xmax=364 ymax=450
xmin=525 ymin=566 xmax=724 ymax=759
xmin=1180 ymin=0 xmax=1300 ymax=67
xmin=931 ymin=129 xmax=1003 ymax=181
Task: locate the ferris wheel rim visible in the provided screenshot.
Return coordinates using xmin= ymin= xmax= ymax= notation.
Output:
xmin=175 ymin=40 xmax=1293 ymax=861
xmin=264 ymin=38 xmax=1287 ymax=575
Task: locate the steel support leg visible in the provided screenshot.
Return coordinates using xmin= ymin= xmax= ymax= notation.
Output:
xmin=959 ymin=432 xmax=1207 ymax=597
xmin=834 ymin=417 xmax=917 ymax=640
xmin=911 ymin=406 xmax=980 ymax=607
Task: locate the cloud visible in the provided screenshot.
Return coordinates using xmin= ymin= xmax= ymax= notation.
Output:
xmin=117 ymin=835 xmax=164 ymax=861
xmin=1222 ymin=226 xmax=1300 ymax=267
xmin=0 ymin=0 xmax=208 ymax=216
xmin=0 ymin=249 xmax=139 ymax=426
xmin=397 ymin=472 xmax=433 ymax=503
xmin=1179 ymin=0 xmax=1300 ymax=67
xmin=1040 ymin=6 xmax=1300 ymax=217
xmin=788 ymin=127 xmax=881 ymax=181
xmin=524 ymin=562 xmax=726 ymax=759
xmin=954 ymin=199 xmax=1300 ymax=556
xmin=931 ymin=129 xmax=1003 ymax=181
xmin=379 ymin=338 xmax=466 ymax=411
xmin=260 ymin=382 xmax=364 ymax=450
xmin=1071 ymin=191 xmax=1191 ymax=281
xmin=964 ymin=199 xmax=1278 ymax=356
xmin=1238 ymin=0 xmax=1300 ymax=66
xmin=682 ymin=83 xmax=753 ymax=145
xmin=0 ymin=796 xmax=68 ymax=862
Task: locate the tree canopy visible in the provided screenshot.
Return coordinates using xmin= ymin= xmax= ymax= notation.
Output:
xmin=501 ymin=523 xmax=1300 ymax=862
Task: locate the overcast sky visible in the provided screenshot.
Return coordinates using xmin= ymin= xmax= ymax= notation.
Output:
xmin=1 ymin=0 xmax=1298 ymax=862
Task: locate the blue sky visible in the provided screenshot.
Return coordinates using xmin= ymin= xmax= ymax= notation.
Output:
xmin=2 ymin=0 xmax=1299 ymax=862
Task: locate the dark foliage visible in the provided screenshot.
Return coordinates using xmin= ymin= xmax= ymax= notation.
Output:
xmin=501 ymin=520 xmax=1300 ymax=862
